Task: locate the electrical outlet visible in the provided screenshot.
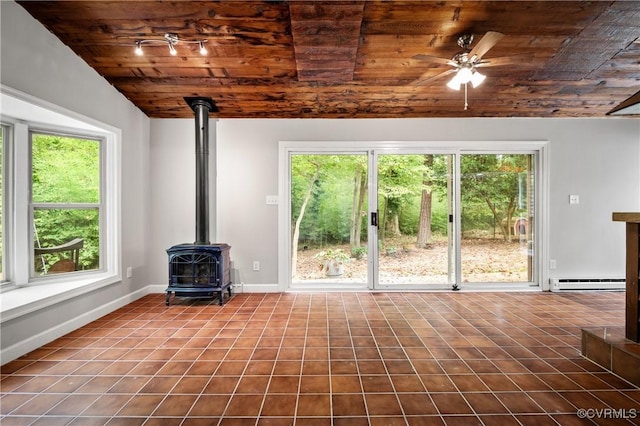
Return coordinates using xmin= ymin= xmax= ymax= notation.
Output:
xmin=266 ymin=195 xmax=279 ymax=205
xmin=569 ymin=194 xmax=580 ymax=205
xmin=549 ymin=259 xmax=557 ymax=270
xmin=126 ymin=266 xmax=133 ymax=278
xmin=253 ymin=261 xmax=260 ymax=271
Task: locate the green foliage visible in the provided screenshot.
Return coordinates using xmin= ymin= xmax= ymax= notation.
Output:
xmin=290 ymin=153 xmax=532 ymax=250
xmin=460 ymin=154 xmax=532 ymax=239
xmin=314 ymin=248 xmax=351 ymax=262
xmin=31 ymin=133 xmax=101 ymax=273
xmin=32 ymin=134 xmax=100 ymax=203
xmin=292 ymin=154 xmax=366 ymax=246
xmin=351 ymin=246 xmax=367 ymax=259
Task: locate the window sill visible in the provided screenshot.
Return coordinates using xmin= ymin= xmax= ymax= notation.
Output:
xmin=0 ymin=272 xmax=120 ymax=323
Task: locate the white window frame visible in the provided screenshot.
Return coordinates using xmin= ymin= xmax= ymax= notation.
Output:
xmin=0 ymin=124 xmax=13 ymax=286
xmin=0 ymin=86 xmax=121 ymax=321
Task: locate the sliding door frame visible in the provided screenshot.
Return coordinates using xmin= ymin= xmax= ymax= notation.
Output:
xmin=279 ymin=140 xmax=550 ymax=292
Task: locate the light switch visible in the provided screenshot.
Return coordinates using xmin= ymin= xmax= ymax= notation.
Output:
xmin=569 ymin=195 xmax=579 ymax=205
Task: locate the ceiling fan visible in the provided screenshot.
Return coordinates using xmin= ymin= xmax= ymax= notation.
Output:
xmin=412 ymin=31 xmax=520 ymax=109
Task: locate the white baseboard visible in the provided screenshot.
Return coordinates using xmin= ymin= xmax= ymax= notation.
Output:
xmin=238 ymin=283 xmax=282 ymax=293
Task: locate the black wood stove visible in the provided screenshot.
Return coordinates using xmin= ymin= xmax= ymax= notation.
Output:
xmin=165 ymin=97 xmax=232 ymax=306
xmin=166 ymin=243 xmax=231 ymax=306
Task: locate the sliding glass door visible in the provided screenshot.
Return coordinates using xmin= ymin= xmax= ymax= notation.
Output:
xmin=290 ymin=153 xmax=369 ymax=287
xmin=375 ymin=153 xmax=455 ymax=289
xmin=287 ymin=147 xmax=538 ymax=290
xmin=460 ymin=153 xmax=536 ymax=284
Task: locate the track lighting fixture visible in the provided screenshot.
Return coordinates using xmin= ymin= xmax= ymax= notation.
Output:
xmin=133 ymin=33 xmax=208 ymax=56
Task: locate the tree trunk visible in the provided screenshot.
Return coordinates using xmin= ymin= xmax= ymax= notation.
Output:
xmin=389 ymin=213 xmax=401 ymax=237
xmin=349 ymin=169 xmax=363 ymax=248
xmin=353 ymin=170 xmax=367 ymax=248
xmin=416 ymin=155 xmax=433 ymax=248
xmin=291 ymin=164 xmax=319 ymax=278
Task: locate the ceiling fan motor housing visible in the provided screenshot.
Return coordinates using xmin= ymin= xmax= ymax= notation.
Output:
xmin=457 ymin=34 xmax=474 ymax=49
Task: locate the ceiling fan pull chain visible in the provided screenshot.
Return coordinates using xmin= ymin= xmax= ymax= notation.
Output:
xmin=464 ymin=83 xmax=469 ymax=110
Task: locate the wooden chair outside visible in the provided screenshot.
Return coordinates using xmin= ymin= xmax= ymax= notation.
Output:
xmin=35 ymin=238 xmax=84 ymax=274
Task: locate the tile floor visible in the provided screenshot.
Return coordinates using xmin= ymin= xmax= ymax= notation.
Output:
xmin=1 ymin=291 xmax=639 ymax=425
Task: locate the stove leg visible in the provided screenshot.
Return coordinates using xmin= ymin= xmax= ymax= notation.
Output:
xmin=165 ymin=292 xmax=171 ymax=306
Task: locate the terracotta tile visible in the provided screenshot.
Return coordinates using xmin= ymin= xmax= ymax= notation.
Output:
xmin=260 ymin=394 xmax=297 ymax=416
xmin=515 ymin=414 xmax=560 ymax=426
xmin=405 ymin=415 xmax=446 ymax=426
xmin=299 ymin=375 xmax=330 ymax=393
xmin=0 ymin=292 xmax=632 ymax=425
xmin=171 ymin=376 xmax=209 ymax=394
xmin=224 ymin=394 xmax=263 ymax=416
xmin=236 ymin=375 xmax=270 ymax=394
xmin=465 ymin=392 xmax=509 ymax=414
xmin=81 ymin=394 xmax=132 ymax=416
xmin=10 ymin=394 xmax=68 ymax=415
xmin=390 ymin=374 xmax=426 ymax=392
xmin=507 ymin=373 xmax=552 ymax=391
xmin=189 ymin=394 xmax=231 ymax=416
xmin=139 ymin=376 xmax=180 ymax=393
xmin=449 ymin=374 xmax=490 ymax=392
xmin=430 ymin=393 xmax=474 ymax=415
xmin=439 ymin=415 xmax=483 ymax=426
xmin=361 ymin=375 xmax=394 ymax=393
xmin=203 ymin=375 xmax=240 ymax=393
xmin=116 ymin=394 xmax=164 ymax=416
xmin=332 ymin=393 xmax=367 ymax=416
xmin=421 ymin=374 xmax=458 ymax=392
xmin=296 ymin=394 xmax=331 ymax=416
xmin=364 ymin=393 xmax=403 ymax=416
xmin=477 ymin=415 xmax=521 ymax=426
xmin=268 ymin=376 xmax=300 ymax=393
xmin=244 ymin=360 xmax=275 ymax=375
xmin=496 ymin=393 xmax=545 ymax=414
xmin=153 ymin=395 xmax=198 ymax=417
xmin=396 ymin=393 xmax=438 ymax=415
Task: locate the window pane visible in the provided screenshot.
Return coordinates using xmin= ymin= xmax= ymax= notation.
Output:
xmin=290 ymin=153 xmax=369 ymax=286
xmin=460 ymin=154 xmax=535 ymax=283
xmin=31 ymin=133 xmax=100 ymax=203
xmin=33 ymin=208 xmax=99 ymax=275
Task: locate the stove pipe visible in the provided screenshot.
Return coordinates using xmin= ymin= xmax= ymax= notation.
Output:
xmin=184 ymin=97 xmax=217 ymax=245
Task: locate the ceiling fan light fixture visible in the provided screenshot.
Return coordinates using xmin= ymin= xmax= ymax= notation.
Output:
xmin=446 ymin=76 xmax=462 ymax=91
xmin=470 ymin=70 xmax=486 ymax=88
xmin=134 ymin=41 xmax=143 ymax=56
xmin=199 ymin=41 xmax=208 ymax=55
xmin=456 ymin=67 xmax=473 ymax=84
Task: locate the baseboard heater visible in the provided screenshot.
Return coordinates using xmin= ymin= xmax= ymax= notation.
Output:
xmin=550 ymin=278 xmax=626 ymax=291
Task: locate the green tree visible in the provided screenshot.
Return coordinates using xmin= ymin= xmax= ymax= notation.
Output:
xmin=377 ymin=155 xmax=426 ymax=241
xmin=461 ymin=154 xmax=530 ymax=241
xmin=32 ymin=134 xmax=100 ymax=272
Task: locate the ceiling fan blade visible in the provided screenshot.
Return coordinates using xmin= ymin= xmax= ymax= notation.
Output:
xmin=412 ymin=68 xmax=457 ymax=86
xmin=468 ymin=31 xmax=504 ymax=61
xmin=475 ymin=53 xmax=528 ymax=67
xmin=412 ymin=54 xmax=455 ymax=66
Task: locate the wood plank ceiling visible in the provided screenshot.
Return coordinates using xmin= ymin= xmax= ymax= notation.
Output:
xmin=16 ymin=1 xmax=640 ymax=118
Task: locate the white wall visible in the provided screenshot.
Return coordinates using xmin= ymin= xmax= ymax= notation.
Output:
xmin=148 ymin=118 xmax=640 ymax=289
xmin=147 ymin=118 xmax=217 ymax=283
xmin=1 ymin=2 xmax=150 ymax=356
